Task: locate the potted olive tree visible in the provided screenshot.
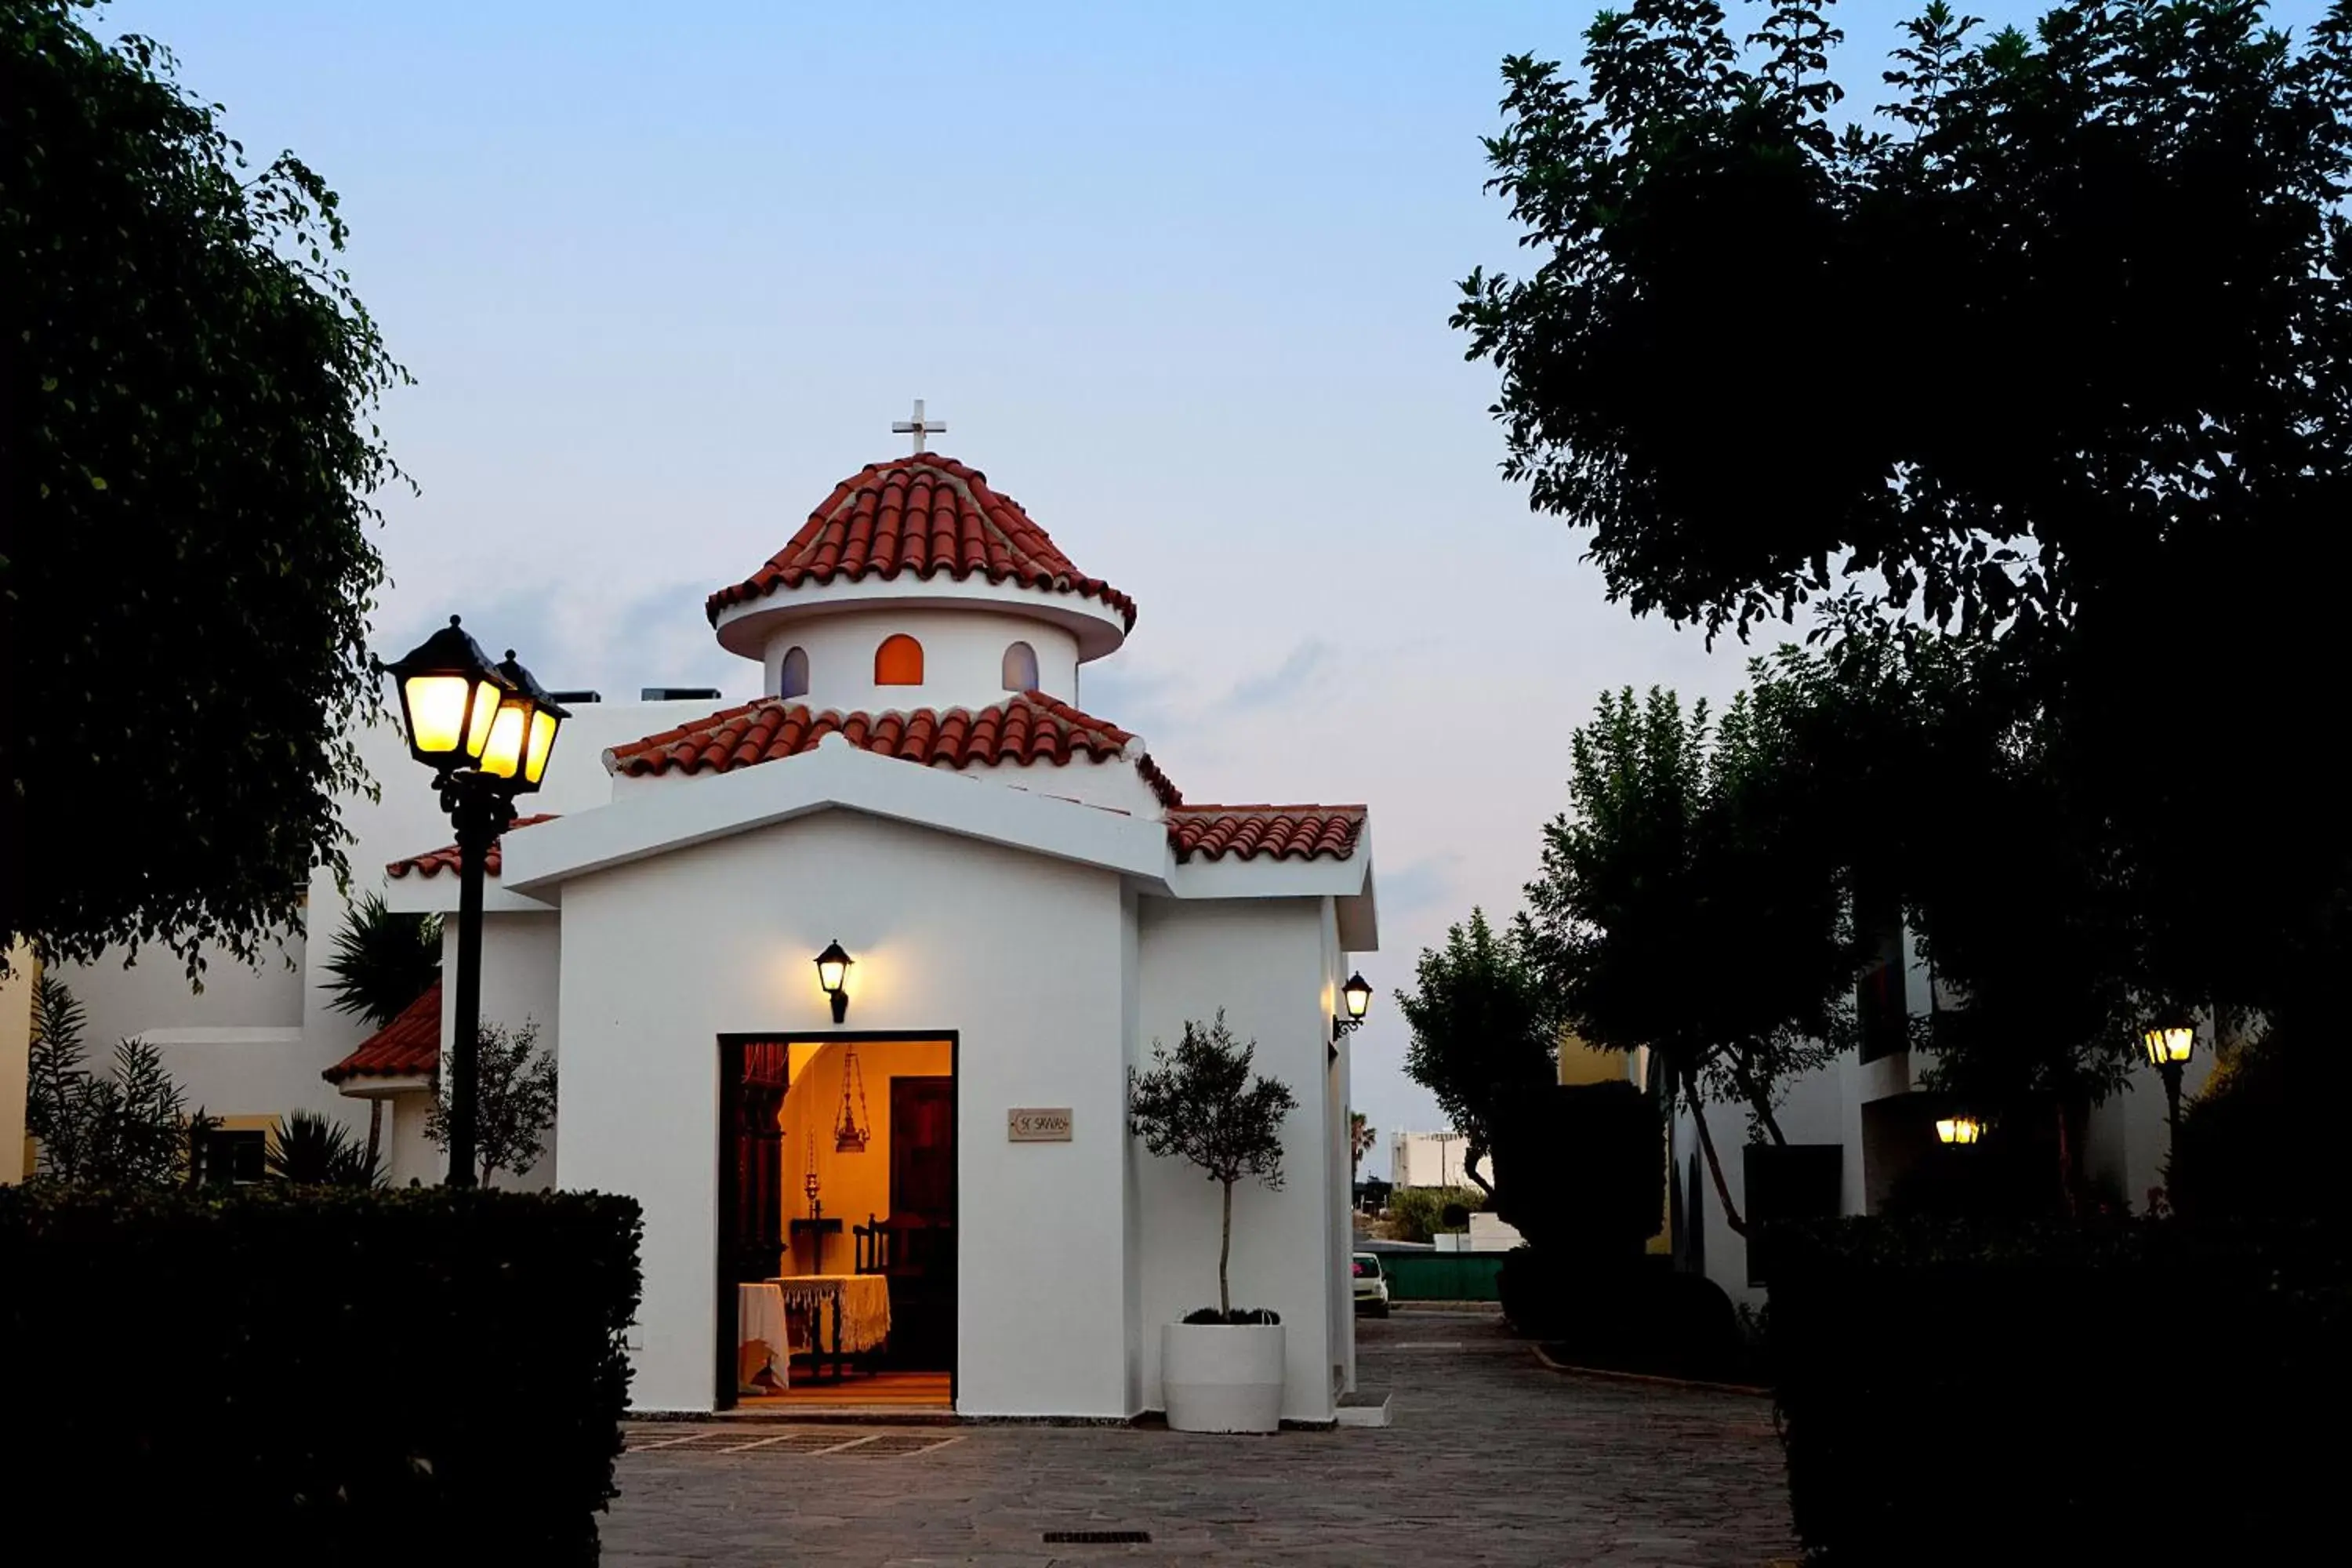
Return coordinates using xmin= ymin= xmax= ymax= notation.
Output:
xmin=1127 ymin=1012 xmax=1298 ymax=1433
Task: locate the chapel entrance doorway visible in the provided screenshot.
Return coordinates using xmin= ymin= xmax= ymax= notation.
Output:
xmin=715 ymin=1033 xmax=957 ymax=1412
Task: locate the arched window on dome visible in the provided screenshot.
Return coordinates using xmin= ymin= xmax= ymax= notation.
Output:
xmin=779 ymin=645 xmax=810 ymax=700
xmin=875 ymin=633 xmax=924 ymax=686
xmin=1001 ymin=641 xmax=1039 ymax=692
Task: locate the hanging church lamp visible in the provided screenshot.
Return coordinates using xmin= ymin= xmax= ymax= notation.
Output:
xmin=833 ymin=1044 xmax=873 ymax=1154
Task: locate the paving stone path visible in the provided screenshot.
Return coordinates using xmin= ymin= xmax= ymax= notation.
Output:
xmin=602 ymin=1308 xmax=1797 ymax=1566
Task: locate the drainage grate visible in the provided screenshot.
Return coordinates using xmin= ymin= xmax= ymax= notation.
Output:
xmin=1043 ymin=1531 xmax=1152 ymax=1544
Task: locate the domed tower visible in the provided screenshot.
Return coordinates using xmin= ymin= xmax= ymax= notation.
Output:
xmin=706 ymin=452 xmax=1134 ymax=713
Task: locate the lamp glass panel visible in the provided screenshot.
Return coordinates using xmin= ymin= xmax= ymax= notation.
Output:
xmin=463 ymin=678 xmax=503 ymax=758
xmin=1345 ymin=982 xmax=1372 ymax=1019
xmin=402 ymin=675 xmax=473 ymax=756
xmin=2143 ymin=1025 xmax=2194 ymax=1065
xmin=480 ymin=700 xmax=529 ymax=779
xmin=818 ymin=958 xmax=848 ymax=993
xmin=524 ymin=708 xmax=560 ymax=784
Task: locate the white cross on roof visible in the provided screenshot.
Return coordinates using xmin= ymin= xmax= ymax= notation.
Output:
xmin=891 ymin=398 xmax=946 ymax=455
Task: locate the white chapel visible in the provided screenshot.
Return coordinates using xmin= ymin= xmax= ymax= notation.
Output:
xmin=60 ymin=437 xmax=1381 ymax=1424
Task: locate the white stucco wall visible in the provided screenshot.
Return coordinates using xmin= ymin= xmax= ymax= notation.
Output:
xmin=758 ymin=606 xmax=1083 ymax=712
xmin=1133 ymin=895 xmax=1339 ymax=1423
xmin=554 ymin=808 xmax=1135 ymax=1417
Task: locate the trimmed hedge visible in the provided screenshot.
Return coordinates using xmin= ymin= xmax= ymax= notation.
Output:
xmin=1770 ymin=1217 xmax=2352 ymax=1565
xmin=1499 ymin=1248 xmax=1742 ymax=1380
xmin=0 ymin=1184 xmax=642 ymax=1564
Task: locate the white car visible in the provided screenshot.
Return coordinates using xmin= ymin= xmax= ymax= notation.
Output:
xmin=1352 ymin=1252 xmax=1391 ymax=1317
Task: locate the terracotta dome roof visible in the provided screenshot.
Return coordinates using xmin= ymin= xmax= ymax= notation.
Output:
xmin=706 ymin=454 xmax=1137 ymax=629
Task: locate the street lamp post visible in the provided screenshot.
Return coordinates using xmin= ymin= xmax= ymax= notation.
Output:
xmin=380 ymin=619 xmax=568 ymax=1187
xmin=2141 ymin=1018 xmax=2197 ymax=1164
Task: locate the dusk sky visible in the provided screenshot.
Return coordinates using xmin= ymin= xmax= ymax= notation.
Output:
xmin=106 ymin=0 xmax=2331 ymax=1174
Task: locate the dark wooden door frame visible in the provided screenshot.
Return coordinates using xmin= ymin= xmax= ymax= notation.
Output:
xmin=713 ymin=1031 xmax=960 ymax=1412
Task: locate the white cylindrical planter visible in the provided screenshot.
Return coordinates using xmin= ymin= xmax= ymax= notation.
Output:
xmin=1160 ymin=1322 xmax=1286 ymax=1434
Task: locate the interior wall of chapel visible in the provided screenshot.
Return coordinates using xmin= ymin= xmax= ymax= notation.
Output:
xmin=772 ymin=1038 xmax=953 ymax=1272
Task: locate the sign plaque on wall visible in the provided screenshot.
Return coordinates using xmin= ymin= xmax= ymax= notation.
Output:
xmin=1007 ymin=1107 xmax=1073 ymax=1143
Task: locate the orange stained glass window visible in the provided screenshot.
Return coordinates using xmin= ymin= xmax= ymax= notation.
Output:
xmin=875 ymin=633 xmax=924 ymax=685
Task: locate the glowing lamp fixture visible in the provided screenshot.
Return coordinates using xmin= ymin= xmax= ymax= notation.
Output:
xmin=815 ymin=939 xmax=853 ymax=1024
xmin=1332 ymin=971 xmax=1374 ymax=1044
xmin=2141 ymin=1022 xmax=2196 ymax=1067
xmin=382 ymin=615 xmax=510 ymax=771
xmin=481 ymin=649 xmax=569 ymax=792
xmin=1935 ymin=1116 xmax=1984 ymax=1146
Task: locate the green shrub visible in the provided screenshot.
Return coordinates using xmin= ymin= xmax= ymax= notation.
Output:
xmin=1386 ymin=1184 xmax=1484 ymax=1243
xmin=1770 ymin=1217 xmax=2352 ymax=1564
xmin=0 ymin=1184 xmax=642 ymax=1564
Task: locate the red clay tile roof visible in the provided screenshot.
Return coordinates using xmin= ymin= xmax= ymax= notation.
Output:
xmin=321 ymin=983 xmax=441 ymax=1084
xmin=606 ymin=691 xmax=1136 ymax=779
xmin=706 ymin=454 xmax=1137 ymax=629
xmin=386 ymin=814 xmax=558 ymax=880
xmin=1167 ymin=804 xmax=1367 ymax=863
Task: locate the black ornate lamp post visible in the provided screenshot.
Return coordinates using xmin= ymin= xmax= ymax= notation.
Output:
xmin=2141 ymin=1018 xmax=2197 ymax=1163
xmin=380 ymin=617 xmax=568 ymax=1187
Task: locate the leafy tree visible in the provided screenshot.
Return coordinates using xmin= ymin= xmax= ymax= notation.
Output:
xmin=321 ymin=894 xmax=441 ymax=1029
xmin=1127 ymin=1013 xmax=1298 ymax=1319
xmin=1395 ymin=909 xmax=1555 ymax=1214
xmin=1349 ymin=1110 xmax=1376 ymax=1185
xmin=1385 ymin=1184 xmax=1486 ymax=1245
xmin=2 ymin=0 xmax=409 ymax=975
xmin=1453 ymin=0 xmax=2352 ymax=1029
xmin=1788 ymin=637 xmax=2147 ymax=1204
xmin=1523 ymin=670 xmax=1858 ymax=1232
xmin=426 ymin=1020 xmax=557 ymax=1188
xmin=26 ymin=975 xmax=190 ymax=1185
xmin=265 ymin=1109 xmax=384 ymax=1188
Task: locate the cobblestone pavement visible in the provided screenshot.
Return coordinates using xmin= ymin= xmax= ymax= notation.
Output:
xmin=602 ymin=1308 xmax=1796 ymax=1566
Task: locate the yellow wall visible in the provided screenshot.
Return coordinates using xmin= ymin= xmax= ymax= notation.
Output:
xmin=775 ymin=1039 xmax=951 ymax=1275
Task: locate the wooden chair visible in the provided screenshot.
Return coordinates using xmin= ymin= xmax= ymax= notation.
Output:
xmin=853 ymin=1213 xmax=891 ymax=1275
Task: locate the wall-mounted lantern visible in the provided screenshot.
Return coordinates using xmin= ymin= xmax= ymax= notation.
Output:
xmin=815 ymin=939 xmax=853 ymax=1024
xmin=1332 ymin=971 xmax=1374 ymax=1044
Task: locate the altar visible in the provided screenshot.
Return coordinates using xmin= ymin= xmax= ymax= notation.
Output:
xmin=736 ymin=1274 xmax=892 ymax=1392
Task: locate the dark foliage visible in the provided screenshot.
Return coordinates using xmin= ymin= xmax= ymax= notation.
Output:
xmin=321 ymin=893 xmax=441 ymax=1030
xmin=2170 ymin=1023 xmax=2347 ymax=1220
xmin=1455 ymin=0 xmax=2352 ymax=1030
xmin=1770 ymin=1217 xmax=2352 ymax=1563
xmin=1502 ymin=1250 xmax=1744 ymax=1381
xmin=0 ymin=1184 xmax=641 ymax=1565
xmin=1179 ymin=1308 xmax=1281 ymax=1327
xmin=1489 ymin=1081 xmax=1663 ymax=1257
xmin=2 ymin=0 xmax=409 ymax=974
xmin=265 ymin=1108 xmax=384 ymax=1188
